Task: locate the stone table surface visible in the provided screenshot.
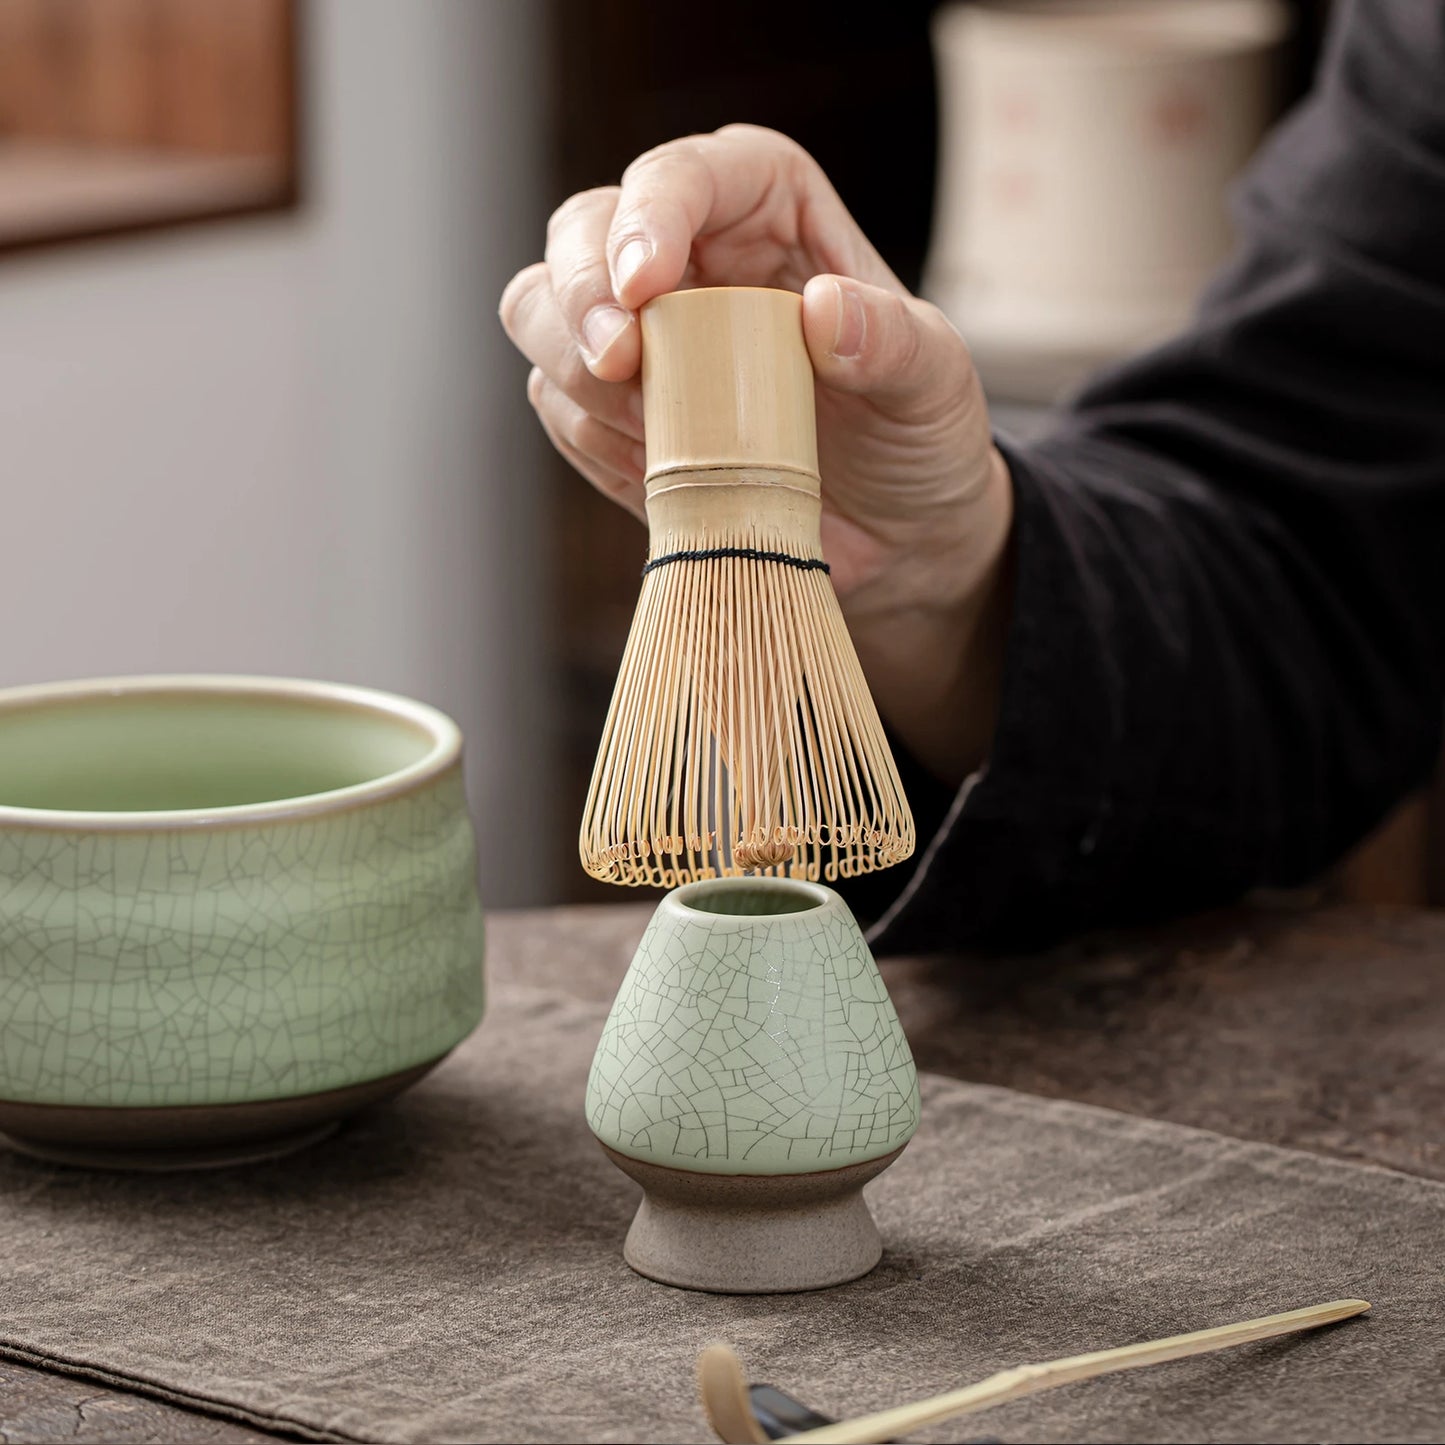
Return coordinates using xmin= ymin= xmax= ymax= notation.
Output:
xmin=3 ymin=900 xmax=1441 ymax=1443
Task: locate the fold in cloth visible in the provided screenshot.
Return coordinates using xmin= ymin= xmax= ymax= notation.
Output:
xmin=0 ymin=982 xmax=1440 ymax=1444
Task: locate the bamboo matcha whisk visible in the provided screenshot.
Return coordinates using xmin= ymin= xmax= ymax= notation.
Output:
xmin=580 ymin=286 xmax=915 ymax=887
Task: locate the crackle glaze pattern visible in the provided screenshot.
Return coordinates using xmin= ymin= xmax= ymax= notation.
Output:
xmin=0 ymin=770 xmax=485 ymax=1108
xmin=587 ymin=882 xmax=918 ymax=1175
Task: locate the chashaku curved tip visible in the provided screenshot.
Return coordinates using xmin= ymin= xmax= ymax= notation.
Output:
xmin=698 ymin=1343 xmax=770 ymax=1445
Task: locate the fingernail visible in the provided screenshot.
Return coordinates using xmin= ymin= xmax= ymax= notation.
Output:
xmin=582 ymin=304 xmax=630 ymax=363
xmin=614 ymin=238 xmax=651 ymax=292
xmin=830 ymin=280 xmax=867 ymax=360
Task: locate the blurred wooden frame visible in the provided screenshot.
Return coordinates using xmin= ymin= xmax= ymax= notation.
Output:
xmin=0 ymin=0 xmax=298 ymax=254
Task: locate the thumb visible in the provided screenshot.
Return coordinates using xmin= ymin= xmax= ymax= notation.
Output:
xmin=802 ymin=274 xmax=973 ymax=410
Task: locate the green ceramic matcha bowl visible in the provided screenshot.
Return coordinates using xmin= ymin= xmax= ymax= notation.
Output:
xmin=0 ymin=676 xmax=485 ymax=1169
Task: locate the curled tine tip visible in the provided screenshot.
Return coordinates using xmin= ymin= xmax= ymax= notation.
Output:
xmin=581 ymin=520 xmax=916 ymax=888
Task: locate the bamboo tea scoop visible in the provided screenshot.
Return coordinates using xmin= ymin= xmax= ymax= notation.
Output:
xmin=698 ymin=1298 xmax=1370 ymax=1443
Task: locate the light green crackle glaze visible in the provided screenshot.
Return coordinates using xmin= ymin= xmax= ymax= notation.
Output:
xmin=0 ymin=681 xmax=485 ymax=1109
xmin=587 ymin=877 xmax=918 ymax=1175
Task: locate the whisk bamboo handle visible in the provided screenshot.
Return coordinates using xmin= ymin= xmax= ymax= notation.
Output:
xmin=785 ymin=1298 xmax=1371 ymax=1444
xmin=640 ymin=287 xmax=819 ymax=485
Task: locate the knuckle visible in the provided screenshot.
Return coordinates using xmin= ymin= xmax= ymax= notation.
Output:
xmin=552 ymin=392 xmax=600 ymax=459
xmin=896 ymin=299 xmax=976 ymax=422
xmin=891 ymin=295 xmax=928 ymax=375
xmin=624 ymin=126 xmax=812 ymax=186
xmin=545 ymin=187 xmax=617 ymax=245
xmin=596 ymin=473 xmax=636 ymax=501
xmin=544 ymin=197 xmax=583 ymax=243
xmin=570 ymin=411 xmax=608 ymax=457
xmin=535 ymin=407 xmax=563 ymax=452
xmin=570 ymin=411 xmax=639 ymax=480
xmin=916 ymin=299 xmax=973 ymax=369
xmin=715 ymin=122 xmax=799 ymax=155
xmin=716 ymin=124 xmax=817 ymax=180
xmin=498 ymin=262 xmax=546 ymax=336
xmin=540 ymin=189 xmax=612 ymax=254
xmin=620 ymin=132 xmax=724 ymax=190
xmin=550 ymin=344 xmax=593 ymax=398
xmin=916 ymin=296 xmax=959 ymax=341
xmin=620 ymin=137 xmax=693 ymax=182
xmin=551 ymin=256 xmax=610 ymax=323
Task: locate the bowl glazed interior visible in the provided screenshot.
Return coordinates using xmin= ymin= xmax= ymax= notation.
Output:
xmin=0 ymin=689 xmax=439 ymax=814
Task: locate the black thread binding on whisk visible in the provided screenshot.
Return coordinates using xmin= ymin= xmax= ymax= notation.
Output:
xmin=642 ymin=546 xmax=831 ymax=577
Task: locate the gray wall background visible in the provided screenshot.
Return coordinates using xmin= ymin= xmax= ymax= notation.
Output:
xmin=0 ymin=1 xmax=560 ymax=906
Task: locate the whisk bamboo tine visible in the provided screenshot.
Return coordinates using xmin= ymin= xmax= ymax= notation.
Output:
xmin=699 ymin=1299 xmax=1370 ymax=1445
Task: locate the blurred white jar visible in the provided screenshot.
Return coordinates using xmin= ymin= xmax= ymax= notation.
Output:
xmin=927 ymin=0 xmax=1289 ymax=400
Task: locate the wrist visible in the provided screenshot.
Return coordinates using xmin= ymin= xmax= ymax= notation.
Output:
xmin=844 ymin=447 xmax=1015 ymax=785
xmin=840 ymin=444 xmax=1012 ymax=620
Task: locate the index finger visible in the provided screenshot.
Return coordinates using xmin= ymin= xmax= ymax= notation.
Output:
xmin=606 ymin=124 xmax=899 ymax=310
xmin=543 ymin=184 xmax=641 ymax=382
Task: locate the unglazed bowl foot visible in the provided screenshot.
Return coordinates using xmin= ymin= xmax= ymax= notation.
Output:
xmin=0 ymin=1055 xmax=443 ymax=1171
xmin=601 ymin=1143 xmax=905 ymax=1294
xmin=0 ymin=1122 xmax=342 ymax=1171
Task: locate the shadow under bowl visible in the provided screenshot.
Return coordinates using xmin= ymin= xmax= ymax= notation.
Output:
xmin=0 ymin=1058 xmax=443 ymax=1171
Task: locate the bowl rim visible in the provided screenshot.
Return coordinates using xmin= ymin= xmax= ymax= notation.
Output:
xmin=0 ymin=674 xmax=462 ymax=832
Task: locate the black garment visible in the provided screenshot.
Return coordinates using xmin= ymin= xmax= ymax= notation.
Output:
xmin=856 ymin=0 xmax=1445 ymax=954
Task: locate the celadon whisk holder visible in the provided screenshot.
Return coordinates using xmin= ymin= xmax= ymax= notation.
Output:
xmin=586 ymin=876 xmax=919 ymax=1293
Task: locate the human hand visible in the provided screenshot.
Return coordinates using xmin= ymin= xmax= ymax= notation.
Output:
xmin=499 ymin=124 xmax=1010 ymax=625
xmin=500 ymin=125 xmax=1013 ymax=781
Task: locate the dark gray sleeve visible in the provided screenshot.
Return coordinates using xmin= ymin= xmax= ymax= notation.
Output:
xmin=851 ymin=0 xmax=1445 ymax=953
